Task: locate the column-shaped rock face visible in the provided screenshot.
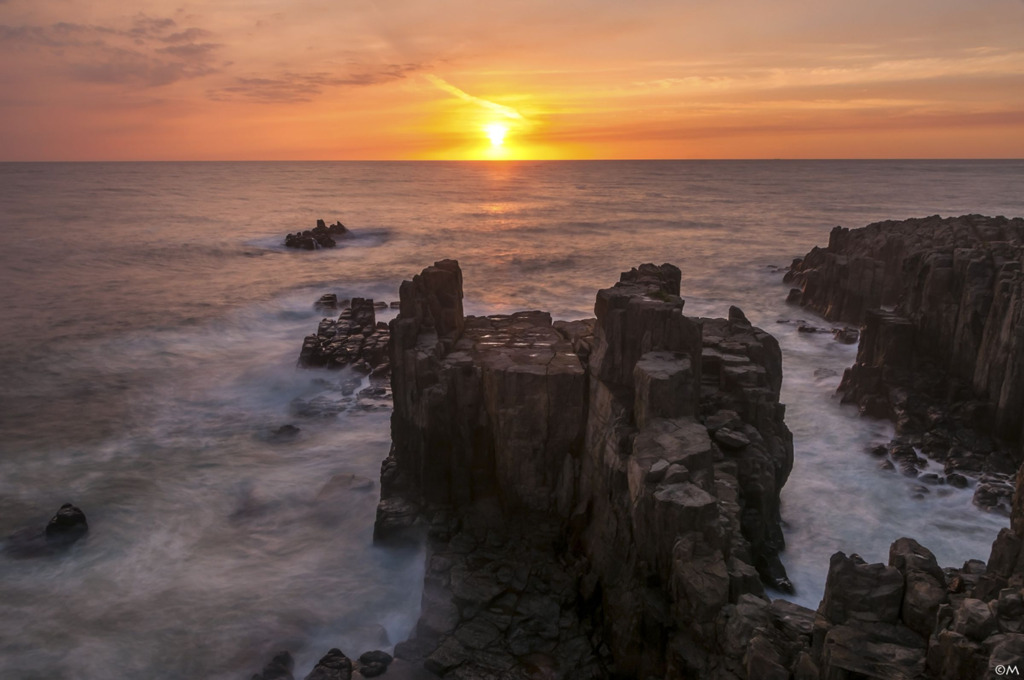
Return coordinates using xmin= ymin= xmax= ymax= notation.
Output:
xmin=575 ymin=265 xmax=795 ymax=677
xmin=786 ymin=215 xmax=1024 ymax=454
xmin=377 ymin=260 xmax=797 ymax=679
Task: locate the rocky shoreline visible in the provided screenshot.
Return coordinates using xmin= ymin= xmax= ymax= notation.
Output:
xmin=785 ymin=215 xmax=1024 ymax=514
xmin=257 ymin=214 xmax=1024 ymax=679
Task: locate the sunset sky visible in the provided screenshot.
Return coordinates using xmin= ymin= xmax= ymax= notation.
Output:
xmin=1 ymin=0 xmax=1022 ymax=160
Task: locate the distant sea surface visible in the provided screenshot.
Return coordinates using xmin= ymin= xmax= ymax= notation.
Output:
xmin=1 ymin=160 xmax=1022 ymax=678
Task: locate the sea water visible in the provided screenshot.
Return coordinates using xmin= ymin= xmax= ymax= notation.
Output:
xmin=1 ymin=160 xmax=1022 ymax=677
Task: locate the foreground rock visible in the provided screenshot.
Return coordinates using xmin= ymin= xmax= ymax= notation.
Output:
xmin=785 ymin=214 xmax=1024 ymax=505
xmin=285 ymin=219 xmax=350 ymax=250
xmin=250 ymin=648 xmax=397 ymax=680
xmin=375 ymin=260 xmax=796 ymax=678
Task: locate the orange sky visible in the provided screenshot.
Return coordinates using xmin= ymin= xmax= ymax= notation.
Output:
xmin=1 ymin=0 xmax=1022 ymax=160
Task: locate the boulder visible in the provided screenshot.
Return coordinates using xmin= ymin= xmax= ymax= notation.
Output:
xmin=819 ymin=552 xmax=904 ymax=625
xmin=45 ymin=503 xmax=88 ymax=542
xmin=303 ymin=648 xmax=352 ymax=680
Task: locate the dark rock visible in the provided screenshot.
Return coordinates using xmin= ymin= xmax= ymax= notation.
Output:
xmin=285 ymin=219 xmax=350 ymax=250
xmin=358 ymin=650 xmax=393 ymax=667
xmin=358 ymin=662 xmax=386 ymax=677
xmin=819 ymin=552 xmax=904 ymax=625
xmin=45 ymin=503 xmax=88 ymax=542
xmin=786 ymin=215 xmax=1024 ymax=477
xmin=304 ymin=648 xmax=352 ymax=680
xmin=952 ymin=598 xmax=997 ymax=642
xmin=713 ymin=427 xmax=750 ymax=450
xmin=947 ymin=473 xmax=969 ymax=488
xmin=832 ymin=327 xmax=859 ymax=344
xmin=889 ymin=537 xmax=948 ymax=639
xmin=728 ymin=305 xmax=751 ymax=325
xmin=297 ymin=298 xmax=390 ymax=375
xmin=315 ymin=293 xmax=339 ymax=310
xmin=253 ymin=651 xmax=295 ymax=680
xmin=376 ymin=260 xmax=793 ymax=679
xmin=974 ymin=480 xmax=1014 ymax=516
xmin=819 ymin=622 xmax=926 ymax=680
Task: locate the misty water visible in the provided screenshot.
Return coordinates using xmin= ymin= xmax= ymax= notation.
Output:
xmin=1 ymin=160 xmax=1023 ymax=678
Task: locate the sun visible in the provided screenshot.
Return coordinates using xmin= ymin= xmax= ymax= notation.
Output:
xmin=484 ymin=123 xmax=508 ymax=147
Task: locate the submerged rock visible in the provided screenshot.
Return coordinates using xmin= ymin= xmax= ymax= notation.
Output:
xmin=252 ymin=651 xmax=295 ymax=680
xmin=4 ymin=503 xmax=89 ymax=558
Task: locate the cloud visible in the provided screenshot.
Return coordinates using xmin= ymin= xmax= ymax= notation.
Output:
xmin=210 ymin=64 xmax=423 ymax=103
xmin=0 ymin=15 xmax=221 ymax=87
xmin=425 ymin=74 xmax=524 ymax=120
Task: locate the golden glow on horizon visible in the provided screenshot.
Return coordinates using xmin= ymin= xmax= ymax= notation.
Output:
xmin=0 ymin=1 xmax=1022 ymax=160
xmin=485 ymin=123 xmax=508 ymax=147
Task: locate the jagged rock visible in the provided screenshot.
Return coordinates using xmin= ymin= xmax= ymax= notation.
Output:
xmin=315 ymin=293 xmax=340 ymax=310
xmin=820 ymin=622 xmax=926 ymax=680
xmin=819 ymin=552 xmax=904 ymax=625
xmin=284 ymin=219 xmax=349 ymax=249
xmin=786 ymin=214 xmax=1024 ymax=476
xmin=304 ymin=648 xmax=352 ymax=680
xmin=889 ymin=537 xmax=948 ymax=638
xmin=952 ymin=598 xmax=998 ymax=641
xmin=297 ymin=298 xmax=390 ymax=374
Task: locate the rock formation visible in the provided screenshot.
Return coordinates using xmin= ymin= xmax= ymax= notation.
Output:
xmin=298 ymin=297 xmax=391 ymax=375
xmin=786 ymin=214 xmax=1024 ymax=512
xmin=375 ymin=260 xmax=798 ymax=678
xmin=781 ymin=214 xmax=1024 ymax=676
xmin=285 ymin=219 xmax=350 ymax=250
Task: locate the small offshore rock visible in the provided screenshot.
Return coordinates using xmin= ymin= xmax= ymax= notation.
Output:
xmin=45 ymin=503 xmax=88 ymax=542
xmin=284 ymin=219 xmax=350 ymax=250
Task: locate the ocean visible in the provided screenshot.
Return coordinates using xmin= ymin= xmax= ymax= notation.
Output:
xmin=1 ymin=159 xmax=1022 ymax=678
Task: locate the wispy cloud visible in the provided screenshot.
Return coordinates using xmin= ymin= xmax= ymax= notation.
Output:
xmin=210 ymin=64 xmax=423 ymax=103
xmin=425 ymin=74 xmax=524 ymax=120
xmin=0 ymin=15 xmax=222 ymax=87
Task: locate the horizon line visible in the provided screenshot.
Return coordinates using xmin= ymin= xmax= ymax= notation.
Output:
xmin=2 ymin=157 xmax=1023 ymax=163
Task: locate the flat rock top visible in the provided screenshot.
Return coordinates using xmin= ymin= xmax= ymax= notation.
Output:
xmin=833 ymin=214 xmax=1024 ymax=255
xmin=449 ymin=311 xmax=584 ymax=375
